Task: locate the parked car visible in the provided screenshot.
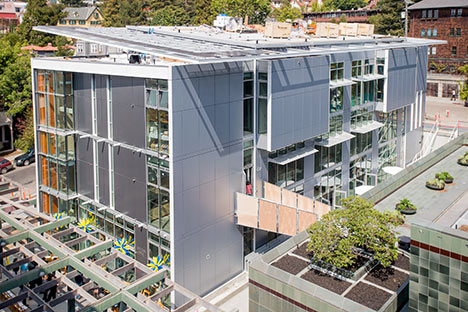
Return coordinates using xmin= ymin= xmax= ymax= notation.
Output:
xmin=15 ymin=149 xmax=35 ymax=166
xmin=0 ymin=158 xmax=13 ymax=174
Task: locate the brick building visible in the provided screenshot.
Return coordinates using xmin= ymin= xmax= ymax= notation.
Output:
xmin=409 ymin=0 xmax=468 ymax=70
xmin=303 ymin=8 xmax=380 ymax=23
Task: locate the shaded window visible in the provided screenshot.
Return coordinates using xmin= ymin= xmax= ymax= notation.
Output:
xmin=456 ymin=28 xmax=461 ymax=37
xmin=452 ymin=46 xmax=457 ymax=56
xmin=450 ymin=28 xmax=455 ymax=36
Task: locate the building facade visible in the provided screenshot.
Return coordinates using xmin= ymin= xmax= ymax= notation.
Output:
xmin=0 ymin=1 xmax=26 ymax=33
xmin=409 ymin=0 xmax=468 ymax=70
xmin=31 ymin=25 xmax=438 ymax=298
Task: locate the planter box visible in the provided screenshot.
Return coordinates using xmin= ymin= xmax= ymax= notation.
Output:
xmin=425 ymin=183 xmax=444 ymax=190
xmin=457 ymin=159 xmax=468 ymax=166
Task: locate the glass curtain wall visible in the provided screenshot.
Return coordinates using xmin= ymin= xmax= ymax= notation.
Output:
xmin=36 ymin=70 xmax=76 ymax=216
xmin=145 ymin=79 xmax=170 ymax=236
xmin=313 ymin=167 xmax=342 ymax=205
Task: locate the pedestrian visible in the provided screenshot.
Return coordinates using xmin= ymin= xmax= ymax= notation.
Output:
xmin=45 ymin=274 xmax=57 ymax=302
xmin=246 ymin=181 xmax=252 ymax=196
xmin=451 ymin=89 xmax=456 ymax=101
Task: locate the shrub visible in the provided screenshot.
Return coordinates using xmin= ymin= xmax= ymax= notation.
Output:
xmin=426 ymin=178 xmax=445 ymax=189
xmin=397 ymin=198 xmax=417 ymax=211
xmin=306 ymin=196 xmax=403 ymax=269
xmin=435 ymin=172 xmax=453 ymax=182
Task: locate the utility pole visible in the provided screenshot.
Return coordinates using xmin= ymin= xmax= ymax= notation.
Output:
xmin=404 ymin=0 xmax=414 ymax=37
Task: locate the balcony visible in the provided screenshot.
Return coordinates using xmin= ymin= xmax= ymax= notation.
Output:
xmin=235 ymin=182 xmax=330 ymax=236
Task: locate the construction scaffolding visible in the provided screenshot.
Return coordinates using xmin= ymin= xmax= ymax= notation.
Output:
xmin=0 ymin=196 xmax=223 ymax=312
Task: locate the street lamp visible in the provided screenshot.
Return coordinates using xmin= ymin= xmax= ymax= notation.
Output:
xmin=404 ymin=0 xmax=414 ymax=37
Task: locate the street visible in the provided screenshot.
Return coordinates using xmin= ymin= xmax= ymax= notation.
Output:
xmin=3 ymin=163 xmax=36 ymax=196
xmin=425 ymin=96 xmax=468 ymax=128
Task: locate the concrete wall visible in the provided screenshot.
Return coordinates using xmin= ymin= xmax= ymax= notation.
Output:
xmin=269 ymin=56 xmax=330 ymax=151
xmin=171 ymin=62 xmax=244 ymax=296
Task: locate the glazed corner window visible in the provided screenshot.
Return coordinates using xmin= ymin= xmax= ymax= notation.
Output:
xmin=257 ymin=72 xmax=268 ymax=135
xmin=352 ymin=60 xmax=362 ymax=78
xmin=36 ymin=70 xmax=74 ymax=130
xmin=330 ymin=87 xmax=343 ymax=113
xmin=146 ymin=108 xmax=169 ymax=155
xmin=145 ymin=79 xmax=168 ymax=108
xmin=330 ymin=62 xmax=344 ymax=81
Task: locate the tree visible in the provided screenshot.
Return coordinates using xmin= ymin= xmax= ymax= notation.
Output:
xmin=459 ymin=65 xmax=468 ymax=101
xmin=211 ymin=0 xmax=271 ymax=25
xmin=191 ymin=0 xmax=213 ymax=25
xmin=307 ymin=196 xmax=403 ymax=268
xmin=368 ymin=0 xmax=404 ymax=36
xmin=271 ymin=6 xmax=301 ymax=22
xmin=339 ymin=14 xmax=347 ymax=23
xmin=100 ymin=0 xmax=146 ymax=27
xmin=61 ymin=0 xmax=86 ymax=7
xmin=322 ymin=0 xmax=367 ymax=11
xmin=151 ymin=5 xmax=191 ymax=26
xmin=17 ymin=0 xmax=65 ymax=45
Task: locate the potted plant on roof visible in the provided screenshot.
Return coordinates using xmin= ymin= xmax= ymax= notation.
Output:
xmin=395 ymin=198 xmax=417 ymax=215
xmin=458 ymin=152 xmax=468 ymax=166
xmin=425 ymin=178 xmax=445 ymax=190
xmin=435 ymin=172 xmax=454 ymax=184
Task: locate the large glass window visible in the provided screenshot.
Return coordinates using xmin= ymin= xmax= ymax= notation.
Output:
xmin=363 ymin=80 xmax=375 ymax=103
xmin=364 ymin=59 xmax=374 ymax=75
xmin=378 ymin=110 xmax=398 ymax=143
xmin=145 ymin=79 xmax=168 ymax=108
xmin=257 ymin=72 xmax=268 ymax=135
xmin=330 ymin=62 xmax=344 ymax=81
xmin=313 ymin=167 xmax=342 ymax=205
xmin=352 ymin=60 xmax=362 ymax=78
xmin=268 ymin=158 xmax=304 ymax=188
xmin=147 ymin=155 xmax=170 ymax=233
xmin=243 ymin=72 xmax=254 ymax=136
xmin=35 ymin=70 xmax=74 ymax=130
xmin=351 ymin=82 xmax=361 ymax=107
xmin=314 ymin=144 xmax=342 ymax=173
xmin=330 ymin=87 xmax=343 ymax=112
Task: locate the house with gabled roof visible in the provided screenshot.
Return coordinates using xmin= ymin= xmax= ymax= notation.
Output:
xmin=58 ymin=6 xmax=103 ymax=27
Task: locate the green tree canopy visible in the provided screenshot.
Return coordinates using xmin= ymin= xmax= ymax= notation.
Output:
xmin=322 ymin=0 xmax=367 ymax=10
xmin=17 ymin=0 xmax=65 ymax=45
xmin=368 ymin=0 xmax=404 ymax=36
xmin=271 ymin=6 xmax=301 ymax=22
xmin=61 ymin=0 xmax=86 ymax=7
xmin=459 ymin=65 xmax=468 ymax=101
xmin=100 ymin=0 xmax=146 ymax=27
xmin=211 ymin=0 xmax=271 ymax=24
xmin=150 ymin=5 xmax=191 ymax=26
xmin=307 ymin=196 xmax=403 ymax=268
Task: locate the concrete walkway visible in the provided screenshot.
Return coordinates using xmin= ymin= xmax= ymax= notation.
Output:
xmin=374 ymin=146 xmax=468 ymax=237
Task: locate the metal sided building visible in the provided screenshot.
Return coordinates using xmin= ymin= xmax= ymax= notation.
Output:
xmin=30 ymin=25 xmax=442 ymax=297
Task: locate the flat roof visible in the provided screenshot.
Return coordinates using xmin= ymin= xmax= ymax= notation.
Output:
xmin=33 ymin=25 xmax=445 ymax=64
xmin=371 ymin=138 xmax=468 ymax=236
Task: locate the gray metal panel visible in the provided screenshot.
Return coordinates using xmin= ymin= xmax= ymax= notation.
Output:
xmin=113 ymin=147 xmax=146 ymax=222
xmin=134 ymin=227 xmax=148 ymax=264
xmin=171 ymin=62 xmax=244 ymax=296
xmin=111 ymin=76 xmax=145 ymax=149
xmin=76 ymin=138 xmax=94 ymax=199
xmin=74 ymin=73 xmax=92 ymax=133
xmin=98 ymin=142 xmax=109 ymax=206
xmin=270 ymin=56 xmax=330 ymax=151
xmin=416 ymin=47 xmax=428 ymax=92
xmin=386 ymin=48 xmax=417 ymax=112
xmin=96 ymin=75 xmax=108 ymax=138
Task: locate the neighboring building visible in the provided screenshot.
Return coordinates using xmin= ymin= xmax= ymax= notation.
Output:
xmin=0 ymin=1 xmax=26 ymax=33
xmin=30 ymin=25 xmax=439 ymax=299
xmin=409 ymin=0 xmax=468 ymax=70
xmin=303 ymin=8 xmax=380 ymax=23
xmin=58 ymin=6 xmax=103 ymax=27
xmin=0 ymin=112 xmax=13 ymax=154
xmin=21 ymin=42 xmax=76 ymax=56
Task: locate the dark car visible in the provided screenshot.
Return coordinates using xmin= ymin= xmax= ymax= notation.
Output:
xmin=0 ymin=158 xmax=13 ymax=174
xmin=14 ymin=149 xmax=35 ymax=166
